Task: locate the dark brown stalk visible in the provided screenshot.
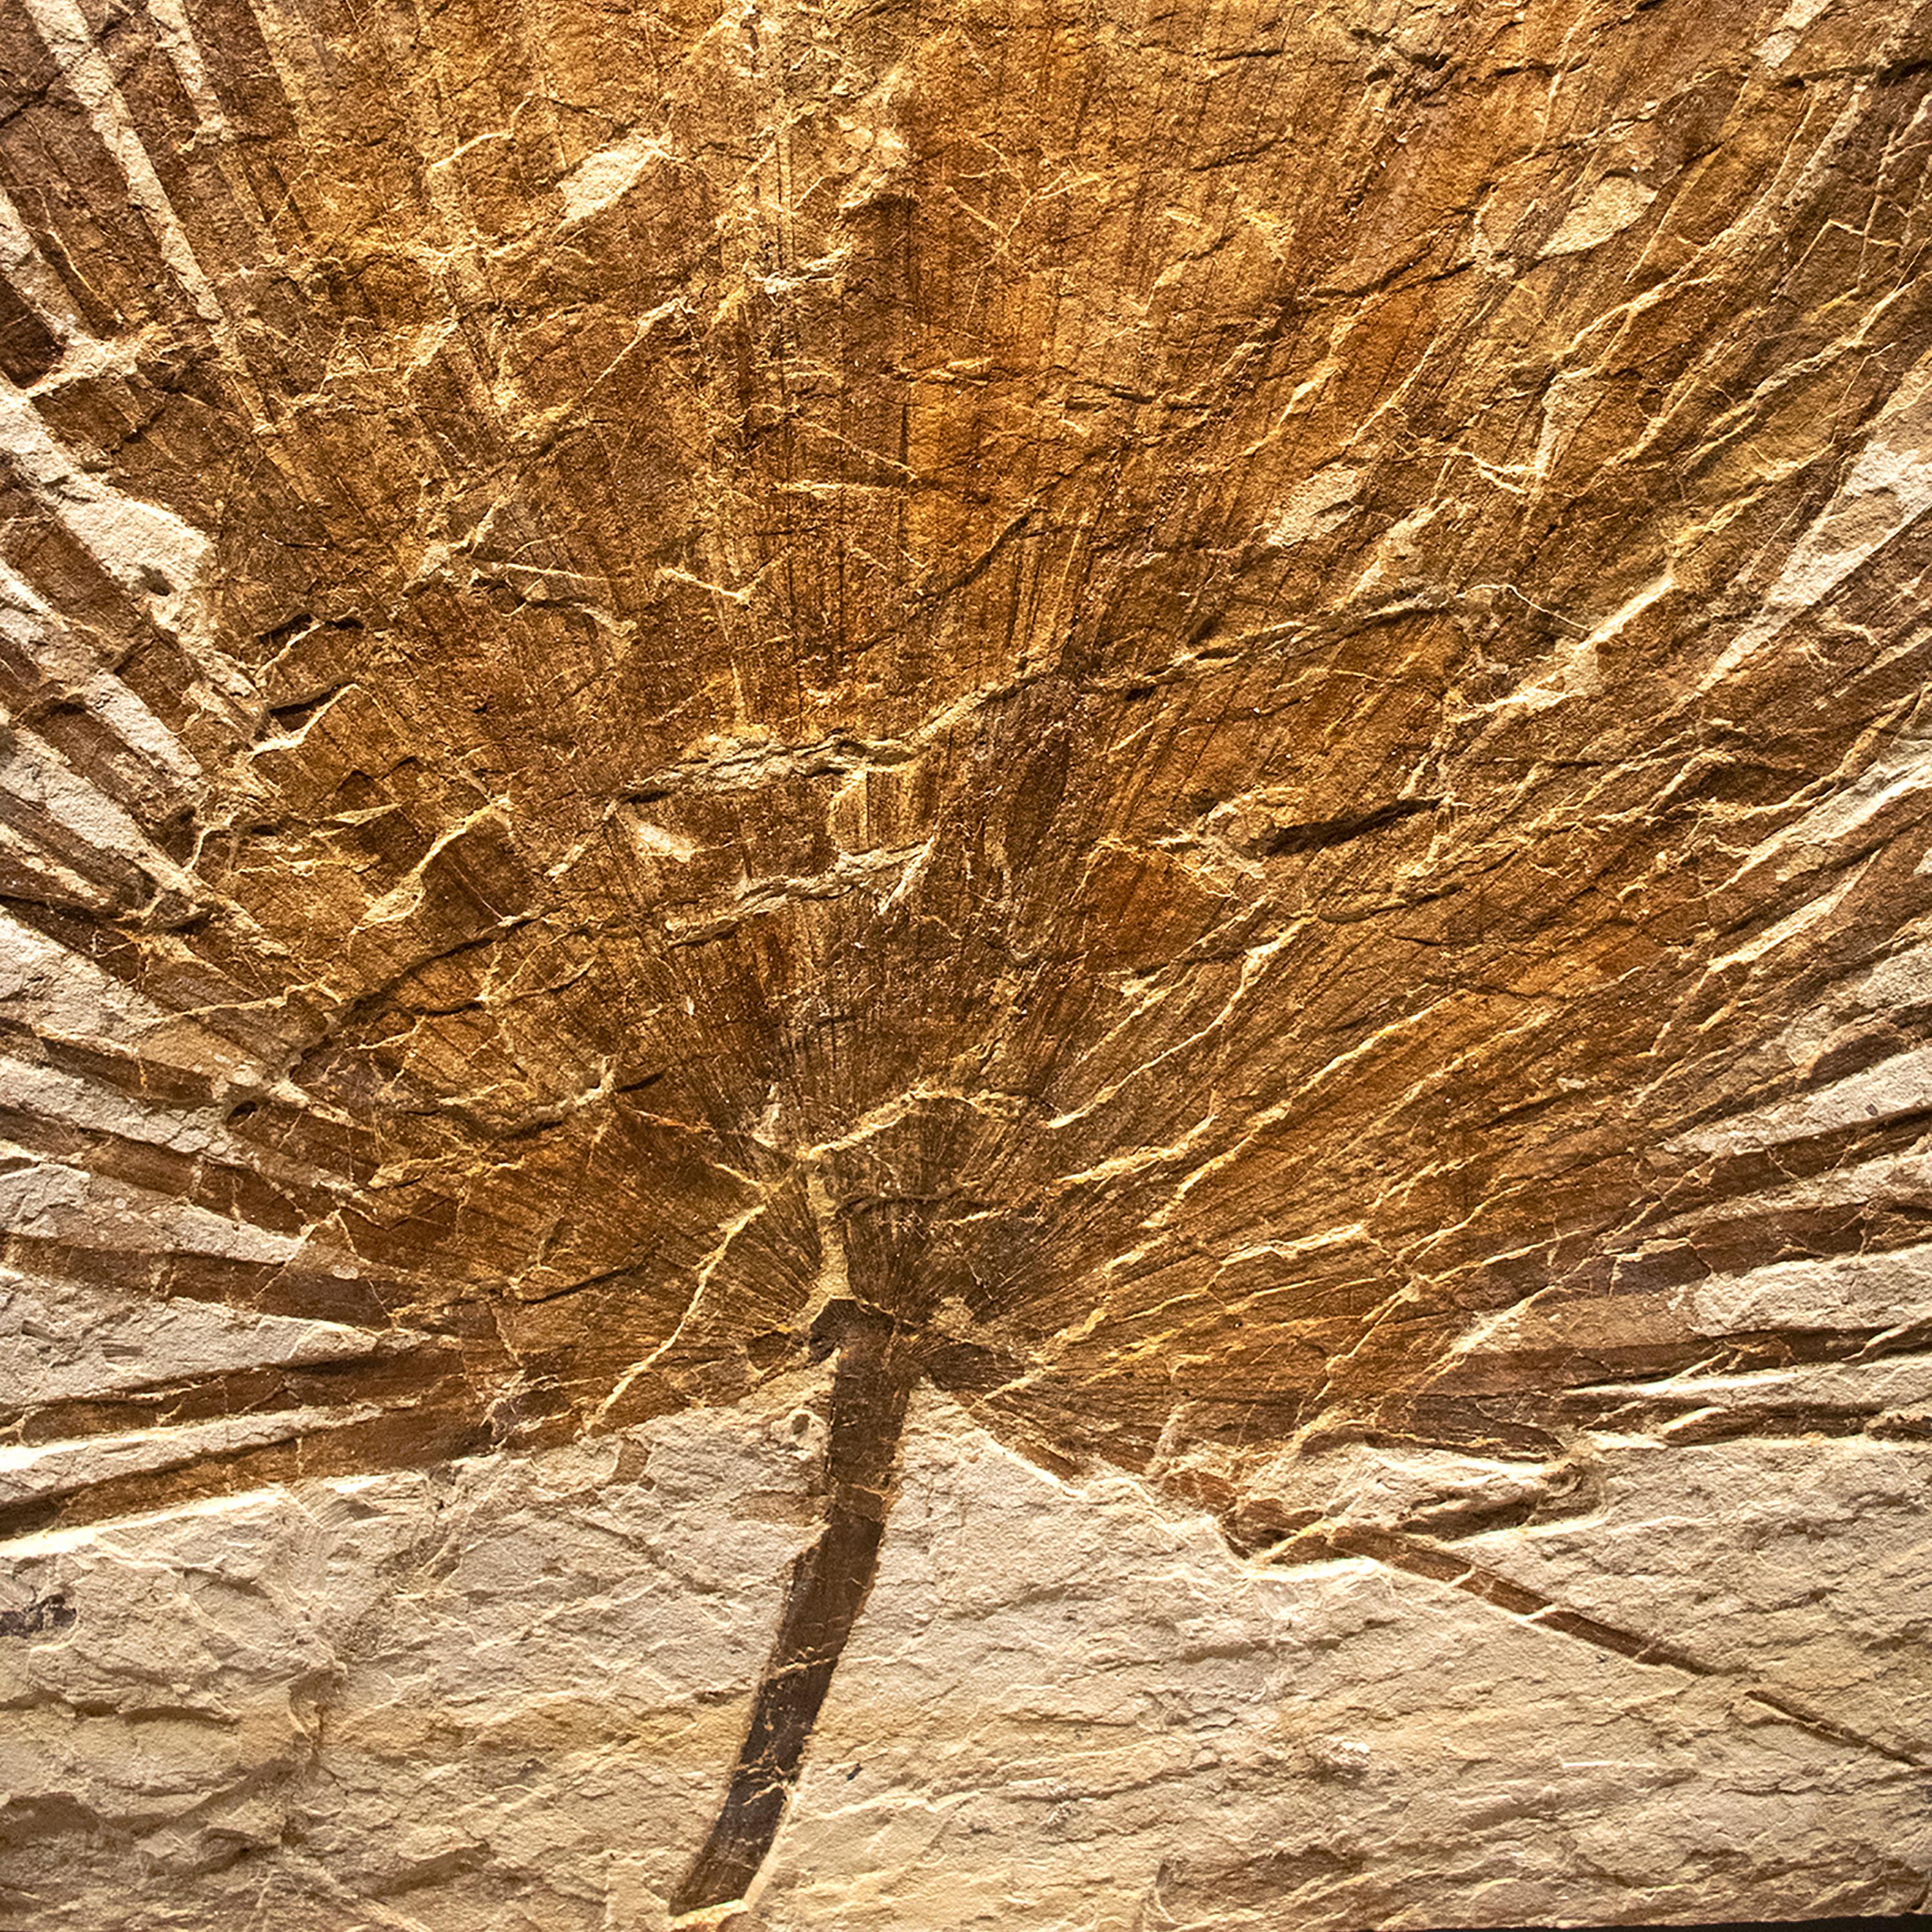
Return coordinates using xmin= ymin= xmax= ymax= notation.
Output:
xmin=670 ymin=1300 xmax=914 ymax=1921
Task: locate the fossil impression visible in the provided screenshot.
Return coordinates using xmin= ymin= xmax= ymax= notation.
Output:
xmin=3 ymin=0 xmax=1932 ymax=1920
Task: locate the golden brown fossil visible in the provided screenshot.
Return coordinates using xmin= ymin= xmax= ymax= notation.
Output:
xmin=3 ymin=0 xmax=1932 ymax=1915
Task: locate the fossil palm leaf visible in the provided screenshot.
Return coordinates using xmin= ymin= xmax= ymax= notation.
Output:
xmin=4 ymin=0 xmax=1932 ymax=1904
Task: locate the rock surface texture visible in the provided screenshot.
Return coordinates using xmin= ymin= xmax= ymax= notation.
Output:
xmin=1 ymin=0 xmax=1931 ymax=1923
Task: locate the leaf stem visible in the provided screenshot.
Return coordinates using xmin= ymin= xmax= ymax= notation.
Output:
xmin=670 ymin=1300 xmax=913 ymax=1921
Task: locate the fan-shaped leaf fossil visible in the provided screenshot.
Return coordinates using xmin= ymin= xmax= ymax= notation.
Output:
xmin=4 ymin=0 xmax=1932 ymax=1918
